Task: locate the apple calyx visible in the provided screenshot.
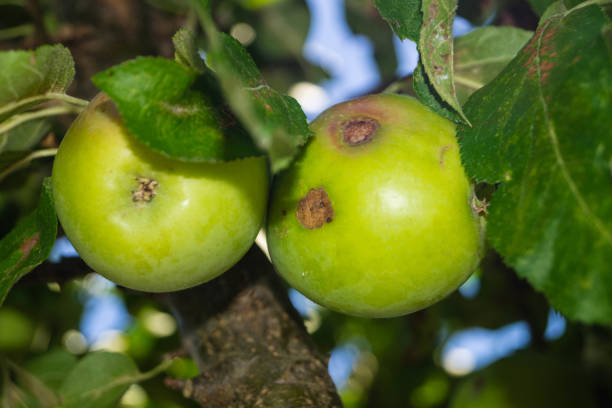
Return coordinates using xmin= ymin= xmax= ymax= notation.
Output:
xmin=296 ymin=187 xmax=334 ymax=229
xmin=341 ymin=117 xmax=379 ymax=146
xmin=132 ymin=177 xmax=158 ymax=203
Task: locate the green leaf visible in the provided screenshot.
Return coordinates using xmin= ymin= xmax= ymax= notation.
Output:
xmin=0 ymin=149 xmax=57 ymax=183
xmin=418 ymin=0 xmax=469 ymax=124
xmin=0 ymin=118 xmax=51 ymax=154
xmin=413 ymin=61 xmax=461 ymax=122
xmin=205 ymin=32 xmax=312 ymax=173
xmin=454 ymin=26 xmax=533 ymax=104
xmin=165 ymin=357 xmax=199 ymax=379
xmin=0 ymin=44 xmax=74 ymax=119
xmin=92 ymin=57 xmax=261 ymax=162
xmin=57 ymin=352 xmax=175 ymax=408
xmin=528 ymin=0 xmax=559 ymax=15
xmin=241 ymin=0 xmax=286 ymax=9
xmin=24 ymin=350 xmax=78 ymax=390
xmin=605 ymin=23 xmax=612 ymax=57
xmin=0 ymin=178 xmax=57 ymax=306
xmin=58 ymin=352 xmax=139 ymax=408
xmin=8 ymin=360 xmax=60 ymax=407
xmin=539 ymin=0 xmax=568 ymax=24
xmin=0 ymin=151 xmax=30 ymax=173
xmin=173 ymin=28 xmax=207 ymax=73
xmin=459 ymin=4 xmax=612 ymax=325
xmin=1 ymin=381 xmax=45 ymax=408
xmin=374 ymin=0 xmax=422 ymax=42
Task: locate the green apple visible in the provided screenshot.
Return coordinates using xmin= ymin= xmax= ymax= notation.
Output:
xmin=52 ymin=93 xmax=268 ymax=292
xmin=267 ymin=94 xmax=483 ymax=317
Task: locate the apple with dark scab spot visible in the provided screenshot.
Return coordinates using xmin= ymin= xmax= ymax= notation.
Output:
xmin=52 ymin=93 xmax=268 ymax=292
xmin=267 ymin=94 xmax=484 ymax=317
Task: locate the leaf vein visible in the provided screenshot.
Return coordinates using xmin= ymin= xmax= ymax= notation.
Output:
xmin=535 ymin=21 xmax=612 ymax=246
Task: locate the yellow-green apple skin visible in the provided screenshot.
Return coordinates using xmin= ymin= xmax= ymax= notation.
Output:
xmin=267 ymin=94 xmax=483 ymax=317
xmin=52 ymin=94 xmax=268 ymax=292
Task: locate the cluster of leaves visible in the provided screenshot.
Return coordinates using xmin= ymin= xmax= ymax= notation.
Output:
xmin=2 ymin=350 xmax=175 ymax=407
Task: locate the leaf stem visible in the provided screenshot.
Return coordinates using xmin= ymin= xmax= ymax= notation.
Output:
xmin=0 ymin=24 xmax=33 ymax=40
xmin=188 ymin=0 xmax=217 ymax=42
xmin=567 ymin=0 xmax=612 ymax=14
xmin=0 ymin=93 xmax=89 ymax=118
xmin=0 ymin=105 xmax=83 ymax=135
xmin=0 ymin=148 xmax=58 ymax=182
xmin=454 ymin=75 xmax=485 ymax=91
xmin=85 ymin=358 xmax=176 ymax=400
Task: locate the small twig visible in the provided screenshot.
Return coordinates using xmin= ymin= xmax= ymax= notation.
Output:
xmin=25 ymin=0 xmax=50 ymax=44
xmin=0 ymin=24 xmax=34 ymax=40
xmin=0 ymin=148 xmax=58 ymax=182
xmin=0 ymin=93 xmax=89 ymax=118
xmin=0 ymin=105 xmax=83 ymax=135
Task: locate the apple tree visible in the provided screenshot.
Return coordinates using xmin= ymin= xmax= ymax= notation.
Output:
xmin=0 ymin=0 xmax=610 ymax=407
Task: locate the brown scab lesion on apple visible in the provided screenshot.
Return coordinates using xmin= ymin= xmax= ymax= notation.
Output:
xmin=341 ymin=117 xmax=379 ymax=146
xmin=296 ymin=187 xmax=334 ymax=229
xmin=132 ymin=177 xmax=158 ymax=203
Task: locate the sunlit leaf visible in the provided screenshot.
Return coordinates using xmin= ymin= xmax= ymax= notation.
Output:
xmin=58 ymin=352 xmax=139 ymax=408
xmin=92 ymin=57 xmax=261 ymax=162
xmin=58 ymin=352 xmax=174 ymax=408
xmin=454 ymin=26 xmax=533 ymax=104
xmin=0 ymin=44 xmax=74 ymax=105
xmin=0 ymin=45 xmax=74 ymax=120
xmin=25 ymin=349 xmax=78 ymax=390
xmin=459 ymin=4 xmax=612 ymax=325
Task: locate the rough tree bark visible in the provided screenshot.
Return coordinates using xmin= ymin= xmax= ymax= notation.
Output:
xmin=162 ymin=247 xmax=343 ymax=408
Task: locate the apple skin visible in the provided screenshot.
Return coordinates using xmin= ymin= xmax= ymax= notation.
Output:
xmin=52 ymin=93 xmax=268 ymax=292
xmin=267 ymin=94 xmax=483 ymax=317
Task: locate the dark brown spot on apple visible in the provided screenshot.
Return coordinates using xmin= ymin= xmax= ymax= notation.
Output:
xmin=341 ymin=117 xmax=379 ymax=146
xmin=296 ymin=188 xmax=334 ymax=229
xmin=132 ymin=177 xmax=158 ymax=203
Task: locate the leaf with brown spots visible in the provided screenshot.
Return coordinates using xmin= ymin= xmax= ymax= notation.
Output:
xmin=418 ymin=0 xmax=470 ymax=124
xmin=459 ymin=4 xmax=612 ymax=325
xmin=0 ymin=178 xmax=57 ymax=305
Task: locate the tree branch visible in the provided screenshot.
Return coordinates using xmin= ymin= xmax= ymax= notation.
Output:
xmin=161 ymin=247 xmax=343 ymax=408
